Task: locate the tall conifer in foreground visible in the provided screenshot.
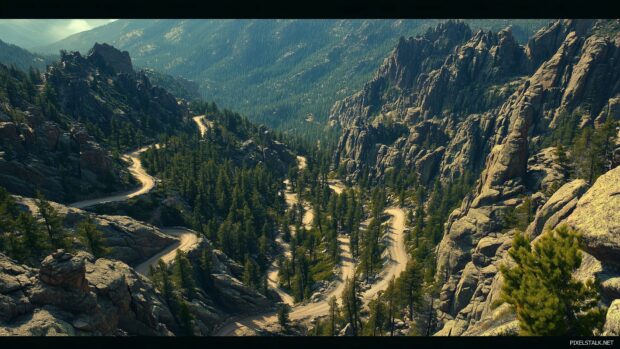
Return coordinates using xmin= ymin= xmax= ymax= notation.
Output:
xmin=499 ymin=225 xmax=605 ymax=336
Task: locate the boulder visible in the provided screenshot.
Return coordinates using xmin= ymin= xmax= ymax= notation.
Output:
xmin=603 ymin=300 xmax=620 ymax=336
xmin=0 ymin=251 xmax=175 ymax=336
xmin=567 ymin=167 xmax=620 ymax=266
xmin=525 ymin=179 xmax=589 ymax=238
xmin=39 ymin=250 xmax=88 ymax=291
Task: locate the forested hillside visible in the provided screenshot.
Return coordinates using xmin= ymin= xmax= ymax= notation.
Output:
xmin=0 ymin=44 xmax=303 ymax=335
xmin=0 ymin=42 xmax=191 ymax=202
xmin=0 ymin=39 xmax=50 ymax=72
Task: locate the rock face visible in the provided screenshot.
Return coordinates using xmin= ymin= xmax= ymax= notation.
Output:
xmin=0 ymin=251 xmax=176 ymax=335
xmin=567 ymin=168 xmax=620 ymax=265
xmin=0 ymin=230 xmax=273 ymax=336
xmin=0 ymin=117 xmax=129 ymax=203
xmin=525 ymin=178 xmax=589 ymax=239
xmin=603 ymin=300 xmax=620 ymax=335
xmin=449 ymin=166 xmax=620 ymax=336
xmin=87 ymin=43 xmax=133 ymax=75
xmin=331 ymin=19 xmax=619 ymax=188
xmin=329 ymin=19 xmax=619 ymax=336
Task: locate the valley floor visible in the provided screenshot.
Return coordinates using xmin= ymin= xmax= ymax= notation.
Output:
xmin=61 ymin=116 xmax=411 ymax=336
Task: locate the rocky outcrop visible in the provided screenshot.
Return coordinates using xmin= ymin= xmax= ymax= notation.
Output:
xmin=567 ymin=168 xmax=620 ymax=267
xmin=0 ymin=230 xmax=273 ymax=336
xmin=328 ymin=19 xmax=618 ymax=336
xmin=0 ymin=251 xmax=176 ymax=335
xmin=525 ymin=19 xmax=595 ymax=69
xmin=0 ymin=117 xmax=128 ymax=203
xmin=604 ymin=300 xmax=620 ymax=336
xmin=453 ymin=166 xmax=620 ymax=335
xmin=332 ymin=19 xmax=619 ymax=188
xmin=525 ymin=179 xmax=588 ymax=238
xmin=14 ymin=196 xmax=175 ymax=267
xmin=86 ymin=43 xmax=133 ymax=75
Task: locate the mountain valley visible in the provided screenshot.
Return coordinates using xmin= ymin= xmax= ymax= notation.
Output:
xmin=0 ymin=18 xmax=619 ymax=338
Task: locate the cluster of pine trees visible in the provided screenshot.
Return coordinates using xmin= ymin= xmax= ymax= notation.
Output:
xmin=543 ymin=110 xmax=618 ymax=187
xmin=311 ymin=259 xmax=430 ymax=336
xmin=277 ymin=156 xmax=364 ymax=301
xmin=356 ymin=187 xmax=387 ymax=282
xmin=139 ymin=103 xmax=298 ymax=295
xmin=0 ymin=187 xmax=108 ymax=265
xmin=148 ymin=247 xmax=216 ymax=336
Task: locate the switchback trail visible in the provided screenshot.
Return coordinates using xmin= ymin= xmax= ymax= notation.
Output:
xmin=135 ymin=227 xmax=201 ymax=275
xmin=214 ymin=176 xmax=410 ymax=336
xmin=213 ymin=231 xmax=355 ymax=336
xmin=69 ymin=116 xmax=209 ymax=274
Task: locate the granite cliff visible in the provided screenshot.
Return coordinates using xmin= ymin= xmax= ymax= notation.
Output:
xmin=330 ymin=19 xmax=620 ymax=335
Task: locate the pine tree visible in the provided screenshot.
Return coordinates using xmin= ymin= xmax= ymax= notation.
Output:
xmin=499 ymin=225 xmax=605 ymax=335
xmin=341 ymin=276 xmax=362 ymax=335
xmin=173 ymin=250 xmax=197 ymax=299
xmin=278 ymin=303 xmax=291 ymax=329
xmin=16 ymin=212 xmax=49 ymax=261
xmin=555 ymin=143 xmax=569 ymax=180
xmin=385 ymin=277 xmax=397 ymax=336
xmin=243 ymin=255 xmax=260 ymax=290
xmin=198 ymin=247 xmax=215 ymax=292
xmin=76 ymin=217 xmax=109 ymax=258
xmin=398 ymin=260 xmax=423 ymax=321
xmin=178 ymin=299 xmax=195 ymax=336
xmin=366 ymin=293 xmax=386 ymax=336
xmin=35 ymin=191 xmax=70 ymax=250
xmin=154 ymin=260 xmax=175 ymax=305
xmin=328 ymin=295 xmax=340 ymax=336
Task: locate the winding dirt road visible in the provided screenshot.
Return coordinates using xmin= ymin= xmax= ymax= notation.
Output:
xmin=217 ymin=170 xmax=400 ymax=336
xmin=214 ymin=206 xmax=407 ymax=336
xmin=214 ymin=233 xmax=355 ymax=336
xmin=215 ymin=157 xmax=354 ymax=335
xmin=69 ymin=146 xmax=156 ymax=209
xmin=362 ymin=207 xmax=408 ymax=302
xmin=264 ymin=157 xmax=311 ymax=306
xmin=135 ymin=227 xmax=200 ymax=275
xmin=69 ymin=117 xmax=208 ymax=275
xmin=193 ymin=115 xmax=212 ymax=137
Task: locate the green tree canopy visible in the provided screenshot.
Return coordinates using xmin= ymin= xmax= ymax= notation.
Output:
xmin=500 ymin=225 xmax=605 ymax=336
xmin=76 ymin=217 xmax=110 ymax=258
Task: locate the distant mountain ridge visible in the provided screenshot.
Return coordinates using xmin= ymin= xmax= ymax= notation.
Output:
xmin=0 ymin=39 xmax=51 ymax=72
xmin=39 ymin=19 xmax=551 ymax=136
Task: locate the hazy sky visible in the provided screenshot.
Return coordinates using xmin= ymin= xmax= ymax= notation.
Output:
xmin=0 ymin=19 xmax=116 ymax=49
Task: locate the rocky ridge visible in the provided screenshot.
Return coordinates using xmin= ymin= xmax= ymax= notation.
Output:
xmin=0 ymin=43 xmax=189 ymax=203
xmin=330 ymin=20 xmax=619 ymax=186
xmin=1 ymin=194 xmax=274 ymax=335
xmin=330 ymin=19 xmax=620 ymax=336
